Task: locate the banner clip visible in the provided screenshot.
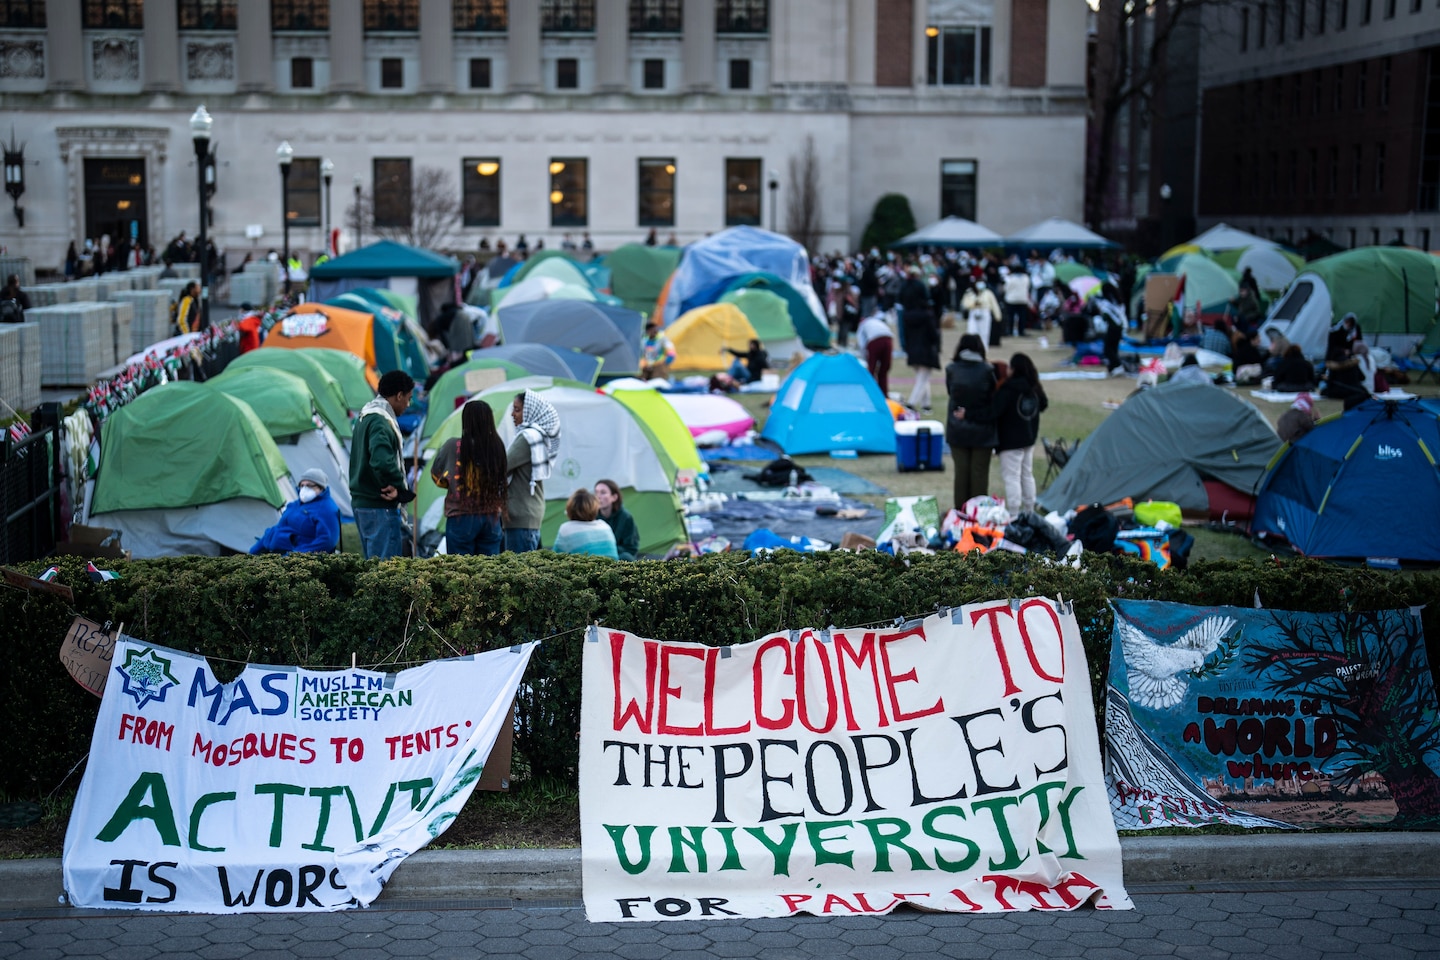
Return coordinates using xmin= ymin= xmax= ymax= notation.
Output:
xmin=819 ymin=628 xmax=832 ymax=644
xmin=719 ymin=645 xmax=733 ymax=659
xmin=587 ymin=623 xmax=600 ymax=643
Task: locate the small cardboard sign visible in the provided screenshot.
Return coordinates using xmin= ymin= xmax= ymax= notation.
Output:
xmin=463 ymin=367 xmax=507 ymax=398
xmin=59 ymin=616 xmax=117 ymax=697
xmin=1 ymin=566 xmax=75 ymax=602
xmin=476 ymin=701 xmax=516 ymax=792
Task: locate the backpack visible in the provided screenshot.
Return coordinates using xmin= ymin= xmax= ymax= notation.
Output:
xmin=0 ymin=299 xmax=22 ymax=324
xmin=1069 ymin=503 xmax=1119 ymax=554
xmin=745 ymin=457 xmax=814 ymax=487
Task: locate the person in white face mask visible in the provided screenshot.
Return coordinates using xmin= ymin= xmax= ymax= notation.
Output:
xmin=250 ymin=468 xmax=341 ymax=554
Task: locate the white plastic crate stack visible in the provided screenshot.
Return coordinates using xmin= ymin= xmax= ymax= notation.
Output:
xmin=128 ymin=267 xmax=162 ymax=289
xmin=20 ymin=283 xmax=80 ymax=307
xmin=29 ymin=303 xmax=112 ymax=386
xmin=113 ymin=289 xmax=171 ymax=352
xmin=65 ymin=280 xmax=101 ymax=303
xmin=228 ymin=271 xmax=271 ymax=308
xmin=0 ymin=256 xmax=35 ymax=287
xmin=91 ymin=274 xmax=137 ymax=299
xmin=95 ymin=300 xmax=135 ymax=367
xmin=0 ymin=322 xmax=41 ymax=412
xmin=157 ymin=278 xmax=190 ymax=302
xmin=172 ymin=262 xmax=201 ymax=279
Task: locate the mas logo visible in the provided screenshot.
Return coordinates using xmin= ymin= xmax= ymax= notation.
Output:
xmin=116 ymin=647 xmax=180 ymax=709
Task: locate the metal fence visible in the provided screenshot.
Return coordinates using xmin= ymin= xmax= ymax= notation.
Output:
xmin=1 ymin=404 xmax=63 ymax=565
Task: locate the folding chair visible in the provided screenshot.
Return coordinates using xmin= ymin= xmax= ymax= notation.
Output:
xmin=1413 ymin=348 xmax=1440 ymax=385
xmin=1041 ymin=437 xmax=1075 ymax=488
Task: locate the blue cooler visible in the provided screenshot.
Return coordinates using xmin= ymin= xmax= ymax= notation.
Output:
xmin=895 ymin=420 xmax=945 ymax=471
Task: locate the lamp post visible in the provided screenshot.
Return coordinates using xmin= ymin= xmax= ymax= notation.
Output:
xmin=189 ymin=105 xmax=212 ymax=329
xmin=321 ymin=158 xmax=334 ymax=257
xmin=766 ymin=169 xmax=779 ymax=234
xmin=5 ymin=128 xmax=26 ymax=228
xmin=353 ymin=173 xmax=363 ymax=252
xmin=276 ymin=140 xmax=294 ymax=295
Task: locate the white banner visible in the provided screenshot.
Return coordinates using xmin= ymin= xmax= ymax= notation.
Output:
xmin=63 ymin=640 xmax=535 ymax=913
xmin=580 ymin=601 xmax=1131 ymax=921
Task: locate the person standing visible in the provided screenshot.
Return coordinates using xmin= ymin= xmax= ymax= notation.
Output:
xmin=430 ymin=400 xmax=508 ymax=556
xmin=958 ymin=352 xmax=1048 ymax=516
xmin=855 ymin=308 xmax=895 ymax=397
xmin=945 ymin=335 xmax=999 ymax=510
xmin=350 ymin=371 xmax=415 ymax=559
xmin=960 ymin=280 xmax=1002 ymax=349
xmin=1002 ymin=264 xmax=1033 ymax=338
xmin=174 ymin=281 xmax=200 ymax=334
xmin=505 ymin=390 xmax=561 ymax=553
xmin=594 ymin=479 xmax=639 ymax=560
xmin=899 ymin=267 xmax=940 ymax=412
xmin=640 ymin=321 xmax=676 ymax=380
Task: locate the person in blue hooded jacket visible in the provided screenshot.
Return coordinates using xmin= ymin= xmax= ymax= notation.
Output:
xmin=250 ymin=468 xmax=341 ymax=554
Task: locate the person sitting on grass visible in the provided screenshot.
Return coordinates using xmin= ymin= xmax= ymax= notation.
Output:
xmin=724 ymin=339 xmax=770 ymax=384
xmin=594 ymin=479 xmax=639 ymax=560
xmin=250 ymin=469 xmax=340 ymax=555
xmin=552 ymin=488 xmax=618 ymax=559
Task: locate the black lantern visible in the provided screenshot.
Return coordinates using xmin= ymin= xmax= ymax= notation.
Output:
xmin=4 ymin=128 xmax=25 ymax=228
xmin=277 ymin=140 xmax=294 ymax=294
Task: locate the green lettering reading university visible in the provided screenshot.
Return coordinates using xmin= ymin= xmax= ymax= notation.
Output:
xmin=743 ymin=823 xmax=800 ymax=876
xmin=604 ymin=824 xmax=657 ymax=875
xmin=96 ymin=772 xmax=181 ymax=847
xmin=862 ymin=817 xmax=931 ymax=873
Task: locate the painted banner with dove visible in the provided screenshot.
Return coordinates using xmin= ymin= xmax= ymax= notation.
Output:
xmin=1105 ymin=600 xmax=1440 ymax=830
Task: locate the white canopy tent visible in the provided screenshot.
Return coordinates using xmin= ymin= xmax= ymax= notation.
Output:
xmin=1187 ymin=223 xmax=1275 ymax=251
xmin=1005 ymin=217 xmax=1120 ymax=250
xmin=891 ymin=216 xmax=1004 ymax=249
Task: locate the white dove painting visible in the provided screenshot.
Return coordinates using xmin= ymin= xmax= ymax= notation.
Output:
xmin=1117 ymin=614 xmax=1238 ymax=710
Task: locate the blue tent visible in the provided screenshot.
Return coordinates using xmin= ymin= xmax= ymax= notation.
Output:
xmin=498 ymin=299 xmax=643 ymax=375
xmin=1252 ymin=398 xmax=1440 ymax=563
xmin=761 ymin=353 xmax=896 ymax=455
xmin=469 ymin=343 xmax=602 ymax=383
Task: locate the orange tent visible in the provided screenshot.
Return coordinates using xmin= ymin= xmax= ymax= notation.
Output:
xmin=652 ymin=273 xmax=675 ymax=327
xmin=259 ymin=303 xmax=380 ymax=387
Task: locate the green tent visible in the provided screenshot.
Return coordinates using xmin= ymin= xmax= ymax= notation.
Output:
xmin=720 ymin=272 xmax=830 ymax=349
xmin=1265 ymin=247 xmax=1440 ymax=355
xmin=511 ymin=255 xmax=592 ymax=291
xmin=297 ymin=348 xmax=375 ymax=410
xmin=225 ymin=349 xmax=353 ymax=438
xmin=418 ymin=377 xmax=687 ymax=556
xmin=608 ymin=243 xmax=681 ymax=317
xmin=209 ymin=367 xmax=326 ymax=438
xmin=423 ymin=358 xmax=532 ymax=439
xmin=602 ymin=383 xmax=706 ymax=479
xmin=310 ymin=239 xmax=458 ymax=279
xmin=718 ymin=288 xmax=798 ymax=344
xmin=1152 ymin=252 xmax=1240 ymax=313
xmin=92 ymin=381 xmax=288 ymax=514
xmin=1054 ymin=262 xmax=1100 ymax=284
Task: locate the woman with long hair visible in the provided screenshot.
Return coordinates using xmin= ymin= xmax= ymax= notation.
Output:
xmin=594 ymin=479 xmax=640 ymax=560
xmin=944 ymin=334 xmax=998 ymax=509
xmin=429 ymin=400 xmax=508 ymax=555
xmin=956 ymin=352 xmax=1048 ymax=515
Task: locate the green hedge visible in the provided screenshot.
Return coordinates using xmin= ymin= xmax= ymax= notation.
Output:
xmin=6 ymin=552 xmax=1439 ymax=799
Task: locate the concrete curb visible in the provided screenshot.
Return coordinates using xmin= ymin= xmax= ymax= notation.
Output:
xmin=6 ymin=835 xmax=1440 ymax=913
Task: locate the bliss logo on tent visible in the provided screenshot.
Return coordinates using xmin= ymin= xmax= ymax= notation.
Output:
xmin=1376 ymin=444 xmax=1404 ymax=461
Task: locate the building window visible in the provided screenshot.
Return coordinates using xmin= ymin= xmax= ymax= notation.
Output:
xmin=542 ymin=0 xmax=595 ymax=32
xmin=1414 ymin=0 xmax=1423 ymax=12
xmin=941 ymin=159 xmax=978 ymax=220
xmin=1251 ymin=151 xmax=1261 ymax=197
xmin=556 ymin=58 xmax=578 ymax=89
xmin=550 ymin=158 xmax=588 ymax=227
xmin=1333 ymin=64 xmax=1344 ymax=110
xmin=469 ymin=57 xmax=492 ymax=89
xmin=178 ymin=1 xmax=236 ymax=30
xmin=1328 ymin=145 xmax=1338 ymax=195
xmin=290 ymin=56 xmax=314 ymax=88
xmin=1356 ymin=61 xmax=1367 ymax=108
xmin=272 ymin=0 xmax=328 ymax=30
xmin=287 ymin=158 xmax=321 ymax=227
xmin=82 ymin=1 xmax=142 ymax=29
xmin=630 ymin=0 xmax=681 ymax=32
xmin=381 ymin=57 xmax=404 ymax=88
xmin=463 ymin=159 xmax=501 ymax=227
xmin=454 ymin=0 xmax=507 ymax=31
xmin=1380 ymin=56 xmax=1391 ymax=108
xmin=1385 ymin=0 xmax=1396 ymax=16
xmin=724 ymin=158 xmax=761 ymax=226
xmin=1362 ymin=0 xmax=1372 ymax=22
xmin=729 ymin=58 xmax=751 ymax=90
xmin=638 ymin=159 xmax=676 ymax=227
xmin=1278 ymin=0 xmax=1287 ymax=40
xmin=1352 ymin=144 xmax=1363 ymax=194
xmin=1 ymin=1 xmax=45 ymax=28
xmin=716 ymin=0 xmax=767 ymax=33
xmin=1292 ymin=74 xmax=1302 ymax=115
xmin=364 ymin=0 xmax=418 ymax=32
xmin=1422 ymin=228 xmax=1431 ymax=250
xmin=643 ymin=58 xmax=665 ymax=89
xmin=1287 ymin=149 xmax=1298 ymax=195
xmin=1338 ymin=0 xmax=1348 ymax=27
xmin=374 ymin=158 xmax=412 ymax=228
xmin=1269 ymin=150 xmax=1279 ymax=196
xmin=926 ymin=25 xmax=993 ymax=86
xmin=1371 ymin=227 xmax=1381 ymax=245
xmin=1240 ymin=7 xmax=1249 ymax=50
xmin=1258 ymin=1 xmax=1268 ymax=44
xmin=1375 ymin=143 xmax=1386 ymax=192
xmin=1318 ymin=0 xmax=1327 ymax=31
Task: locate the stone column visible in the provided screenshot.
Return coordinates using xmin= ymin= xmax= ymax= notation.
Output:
xmin=329 ymin=0 xmax=364 ymax=93
xmin=848 ymin=0 xmax=876 ymax=88
xmin=44 ymin=0 xmax=83 ymax=91
xmin=910 ymin=0 xmax=927 ymax=89
xmin=682 ymin=0 xmax=715 ymax=92
xmin=237 ymin=0 xmax=274 ymax=93
xmin=990 ymin=0 xmax=1012 ymax=87
xmin=143 ymin=0 xmax=180 ymax=92
xmin=419 ymin=0 xmax=454 ymax=93
xmin=507 ymin=0 xmax=541 ymax=92
xmin=595 ymin=0 xmax=628 ymax=93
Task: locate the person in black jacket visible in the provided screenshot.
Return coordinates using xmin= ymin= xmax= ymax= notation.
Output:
xmin=956 ymin=352 xmax=1048 ymax=515
xmin=1272 ymin=344 xmax=1318 ymax=392
xmin=945 ymin=335 xmax=999 ymax=509
xmin=900 ymin=267 xmax=940 ymax=411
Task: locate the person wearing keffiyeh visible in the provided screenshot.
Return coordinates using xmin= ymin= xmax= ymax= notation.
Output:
xmin=503 ymin=390 xmax=561 ymax=552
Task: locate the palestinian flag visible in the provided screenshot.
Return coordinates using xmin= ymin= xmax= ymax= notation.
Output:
xmin=37 ymin=566 xmax=60 ymax=582
xmin=86 ymin=562 xmax=121 ymax=583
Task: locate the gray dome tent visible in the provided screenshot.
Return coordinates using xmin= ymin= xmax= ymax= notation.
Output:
xmin=1038 ymin=381 xmax=1281 ymax=515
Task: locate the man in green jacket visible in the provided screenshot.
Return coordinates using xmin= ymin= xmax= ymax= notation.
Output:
xmin=350 ymin=370 xmax=415 ymax=559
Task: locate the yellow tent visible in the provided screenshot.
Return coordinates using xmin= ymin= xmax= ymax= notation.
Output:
xmin=668 ymin=303 xmax=759 ymax=372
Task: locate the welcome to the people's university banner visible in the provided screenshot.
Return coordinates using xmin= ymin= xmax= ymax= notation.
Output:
xmin=1106 ymin=599 xmax=1440 ymax=830
xmin=580 ymin=601 xmax=1131 ymax=921
xmin=63 ymin=640 xmax=536 ymax=912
